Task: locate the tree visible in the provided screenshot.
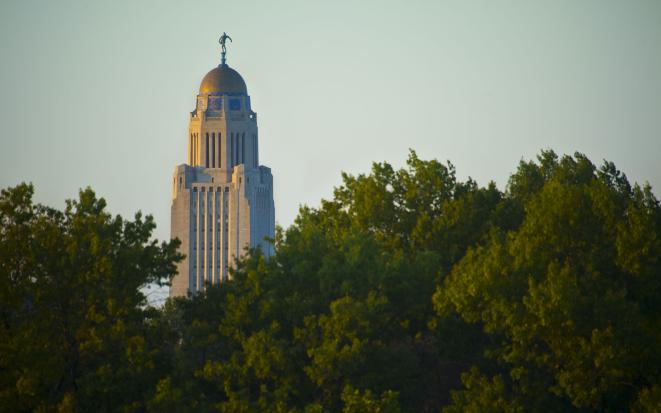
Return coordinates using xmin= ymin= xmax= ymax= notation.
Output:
xmin=435 ymin=152 xmax=661 ymax=411
xmin=4 ymin=149 xmax=659 ymax=412
xmin=0 ymin=183 xmax=182 ymax=412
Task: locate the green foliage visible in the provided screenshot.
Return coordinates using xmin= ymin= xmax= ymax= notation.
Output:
xmin=340 ymin=385 xmax=401 ymax=413
xmin=0 ymin=184 xmax=182 ymax=412
xmin=444 ymin=368 xmax=523 ymax=413
xmin=2 ymin=149 xmax=660 ymax=412
xmin=632 ymin=385 xmax=661 ymax=413
xmin=435 ymin=151 xmax=661 ymax=411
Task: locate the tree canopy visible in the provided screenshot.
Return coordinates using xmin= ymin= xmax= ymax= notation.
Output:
xmin=1 ymin=150 xmax=660 ymax=412
xmin=0 ymin=184 xmax=182 ymax=412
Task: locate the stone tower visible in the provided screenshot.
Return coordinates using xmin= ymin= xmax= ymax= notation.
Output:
xmin=169 ymin=37 xmax=275 ymax=298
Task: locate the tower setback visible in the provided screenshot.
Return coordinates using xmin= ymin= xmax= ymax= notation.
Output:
xmin=170 ymin=37 xmax=275 ymax=298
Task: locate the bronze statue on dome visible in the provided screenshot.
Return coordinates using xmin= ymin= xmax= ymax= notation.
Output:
xmin=219 ymin=32 xmax=232 ymax=65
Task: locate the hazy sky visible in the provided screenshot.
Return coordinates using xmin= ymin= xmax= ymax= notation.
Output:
xmin=1 ymin=0 xmax=660 ymax=245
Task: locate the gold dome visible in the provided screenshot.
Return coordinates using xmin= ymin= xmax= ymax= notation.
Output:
xmin=199 ymin=64 xmax=247 ymax=95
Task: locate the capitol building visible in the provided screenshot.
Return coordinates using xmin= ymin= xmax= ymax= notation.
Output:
xmin=169 ymin=36 xmax=275 ymax=298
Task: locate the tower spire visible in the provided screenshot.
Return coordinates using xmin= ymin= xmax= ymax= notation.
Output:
xmin=219 ymin=32 xmax=232 ymax=66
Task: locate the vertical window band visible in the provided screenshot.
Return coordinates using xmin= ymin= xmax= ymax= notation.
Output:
xmin=241 ymin=133 xmax=245 ymax=165
xmin=205 ymin=133 xmax=209 ymax=168
xmin=212 ymin=132 xmax=216 ymax=168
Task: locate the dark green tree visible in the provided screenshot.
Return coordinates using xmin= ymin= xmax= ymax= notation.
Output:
xmin=5 ymin=149 xmax=659 ymax=413
xmin=0 ymin=184 xmax=182 ymax=412
xmin=435 ymin=152 xmax=661 ymax=412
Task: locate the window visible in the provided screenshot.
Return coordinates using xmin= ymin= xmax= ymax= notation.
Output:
xmin=212 ymin=132 xmax=215 ymax=167
xmin=241 ymin=133 xmax=245 ymax=164
xmin=205 ymin=133 xmax=209 ymax=168
xmin=218 ymin=133 xmax=222 ymax=169
xmin=231 ymin=133 xmax=235 ymax=167
xmin=230 ymin=99 xmax=241 ymax=110
xmin=253 ymin=134 xmax=257 ymax=165
xmin=235 ymin=133 xmax=239 ymax=165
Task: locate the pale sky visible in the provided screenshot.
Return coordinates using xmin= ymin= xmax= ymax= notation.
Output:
xmin=1 ymin=0 xmax=660 ymax=245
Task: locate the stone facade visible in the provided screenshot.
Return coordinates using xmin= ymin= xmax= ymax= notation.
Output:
xmin=169 ymin=59 xmax=274 ymax=298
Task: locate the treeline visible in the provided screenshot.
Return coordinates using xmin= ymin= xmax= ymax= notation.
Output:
xmin=1 ymin=151 xmax=660 ymax=412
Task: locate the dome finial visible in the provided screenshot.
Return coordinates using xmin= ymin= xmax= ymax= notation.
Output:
xmin=218 ymin=32 xmax=233 ymax=66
